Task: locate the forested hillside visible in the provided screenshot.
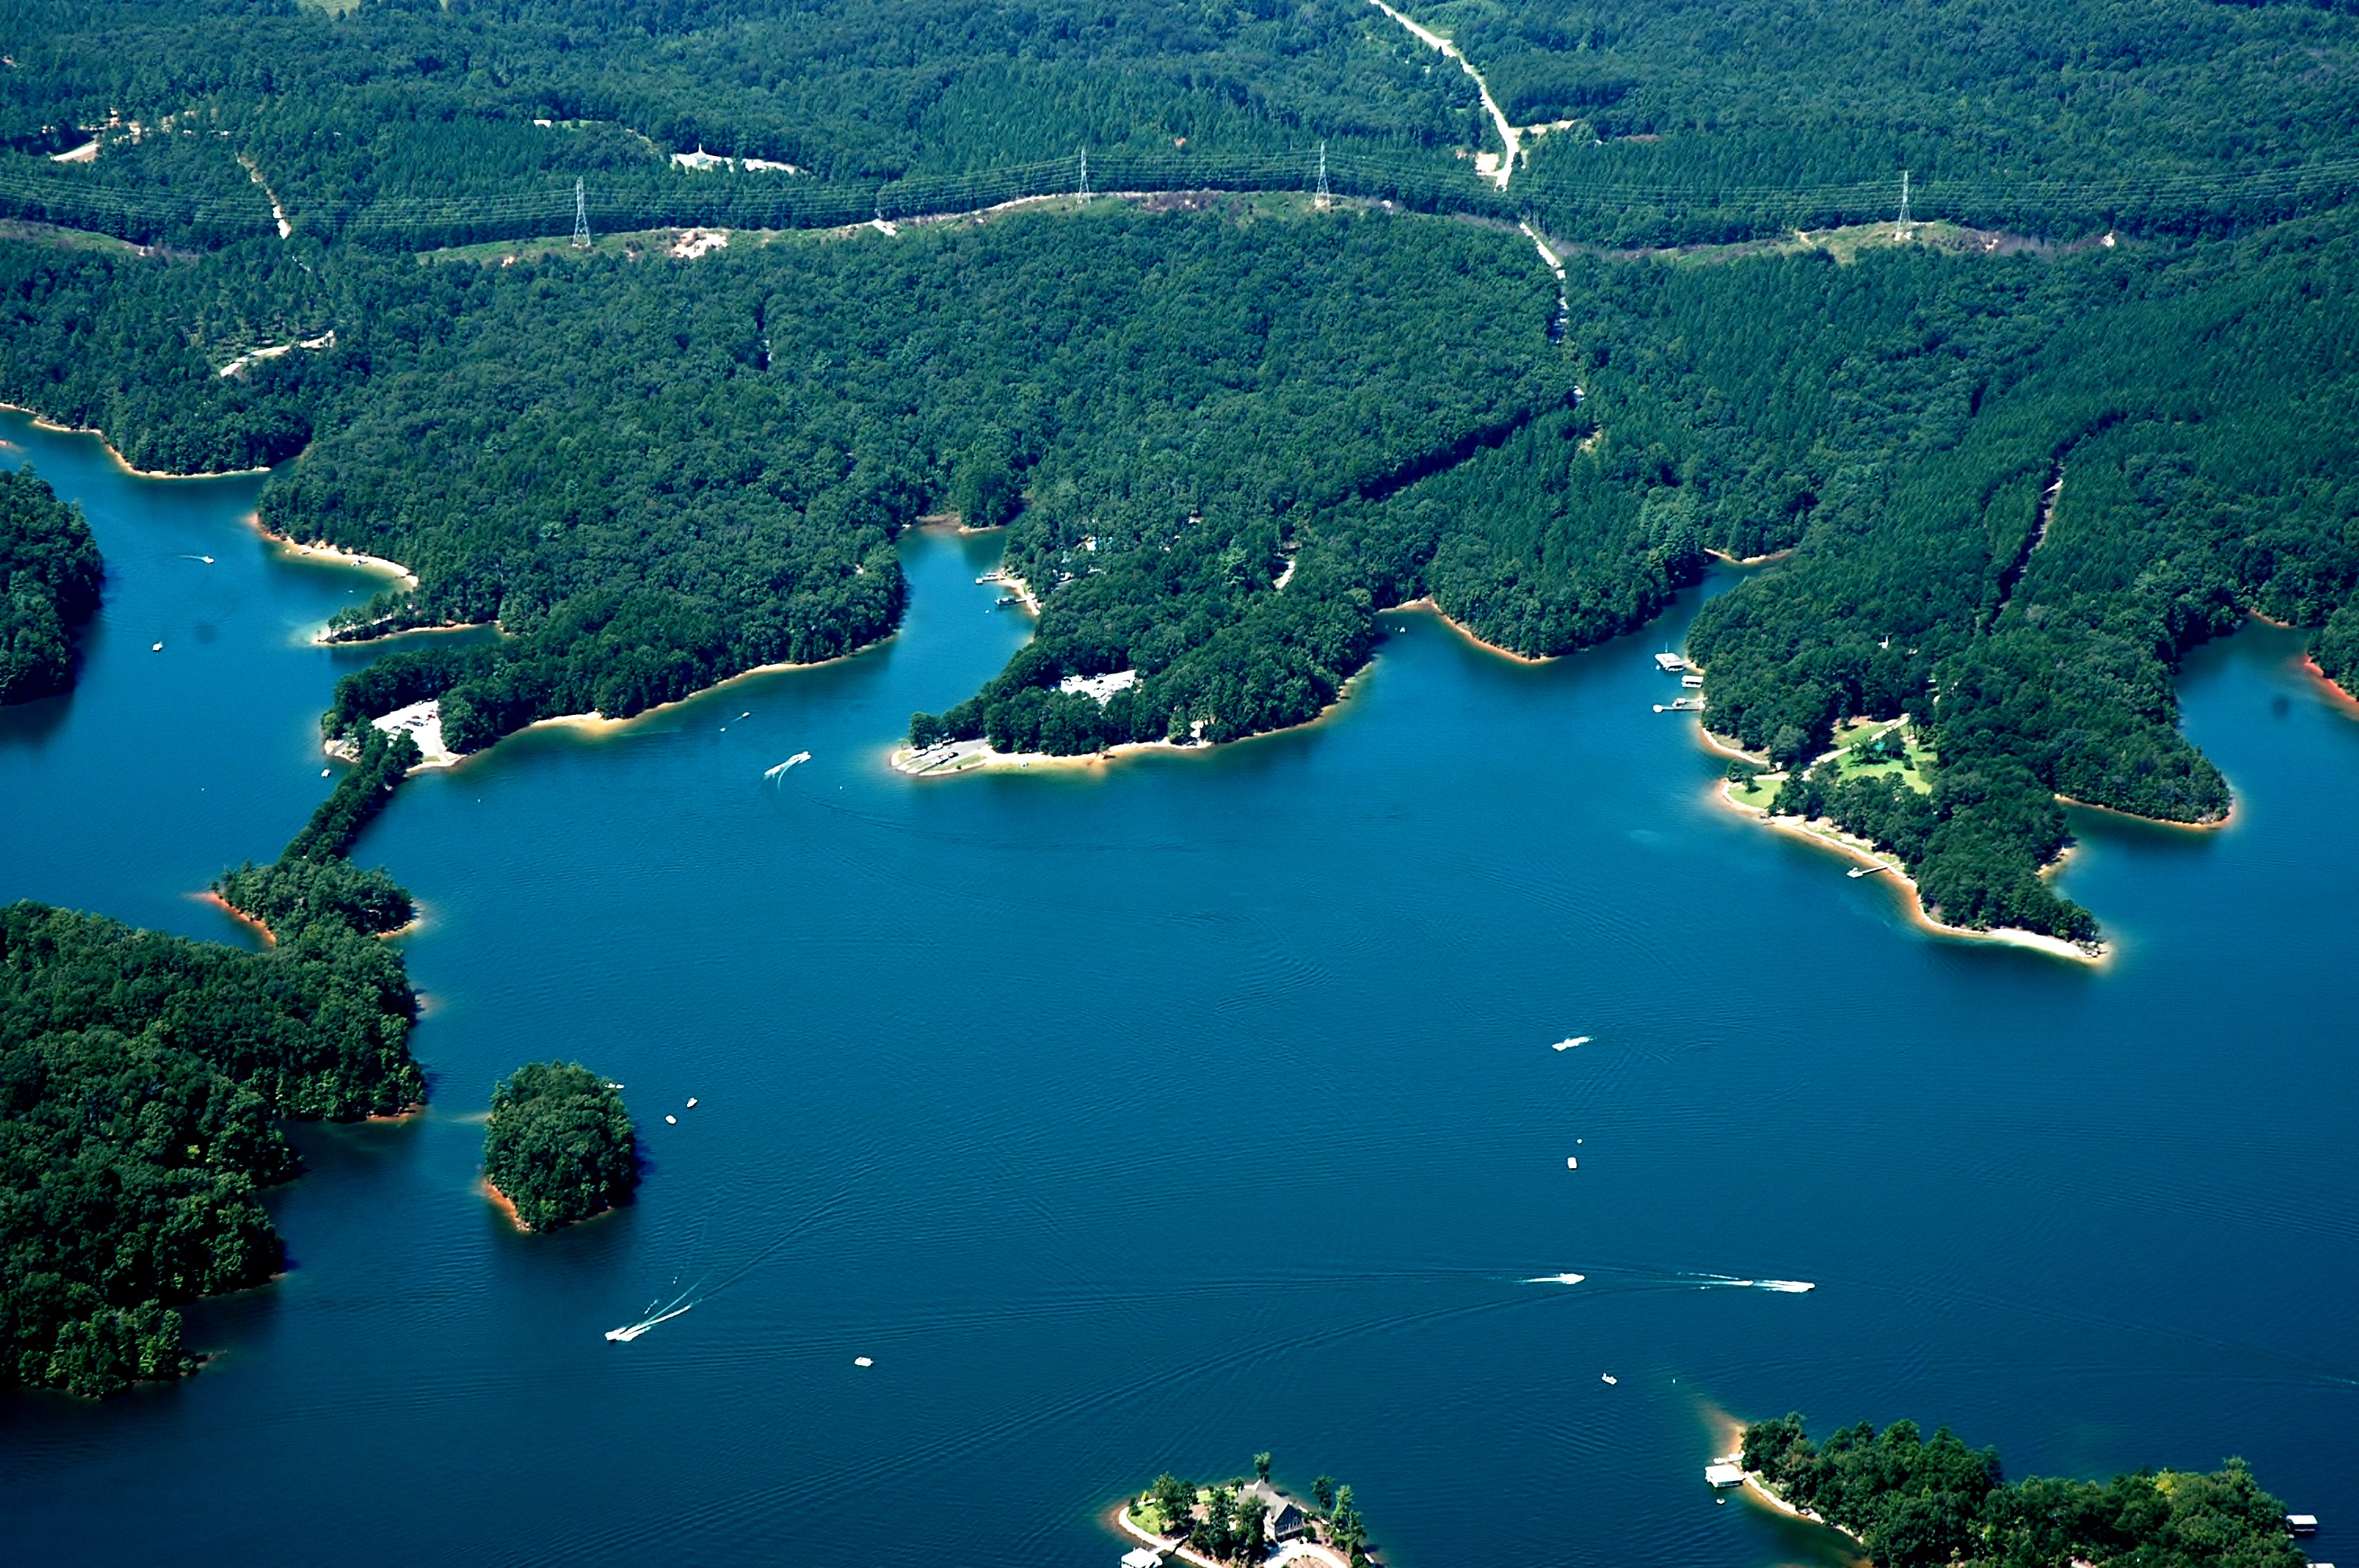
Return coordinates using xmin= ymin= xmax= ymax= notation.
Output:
xmin=2 ymin=0 xmax=2358 ymax=948
xmin=5 ymin=0 xmax=2359 ymax=251
xmin=0 ymin=463 xmax=100 ymax=703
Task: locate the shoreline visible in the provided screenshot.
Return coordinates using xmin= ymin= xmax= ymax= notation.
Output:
xmin=196 ymin=890 xmax=278 ymax=947
xmin=2303 ymin=651 xmax=2359 ymax=717
xmin=1110 ymin=1504 xmax=1350 ymax=1568
xmin=0 ymin=400 xmax=273 ymax=481
xmin=1699 ymin=730 xmax=2107 ymax=965
xmin=978 ymin=566 xmax=1040 ymax=615
xmin=2054 ymin=792 xmax=2234 ymax=833
xmin=245 ymin=514 xmax=420 ymax=590
xmin=314 ymin=617 xmax=491 ymax=648
xmin=891 ymin=661 xmax=1374 ymax=779
xmin=480 ymin=1178 xmax=531 ymax=1233
xmin=389 ymin=633 xmax=900 ymax=770
xmin=1738 ymin=1472 xmax=1866 ymax=1552
xmin=1706 ymin=546 xmax=1795 ymax=567
xmin=1385 ymin=596 xmax=1549 ymax=665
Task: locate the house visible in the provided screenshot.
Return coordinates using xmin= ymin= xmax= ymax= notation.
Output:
xmin=1245 ymin=1481 xmax=1308 ymax=1543
xmin=1654 ymin=652 xmax=1688 ymax=673
xmin=1704 ymin=1463 xmax=1747 ymax=1488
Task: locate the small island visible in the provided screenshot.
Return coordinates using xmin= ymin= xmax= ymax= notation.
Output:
xmin=1117 ymin=1456 xmax=1377 ymax=1568
xmin=481 ymin=1062 xmax=639 ymax=1232
xmin=1729 ymin=1413 xmax=2307 ymax=1568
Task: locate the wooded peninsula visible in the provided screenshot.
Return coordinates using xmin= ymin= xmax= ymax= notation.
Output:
xmin=1739 ymin=1414 xmax=2308 ymax=1568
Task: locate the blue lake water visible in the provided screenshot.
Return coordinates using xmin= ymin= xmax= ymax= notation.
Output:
xmin=4 ymin=405 xmax=2356 ymax=1566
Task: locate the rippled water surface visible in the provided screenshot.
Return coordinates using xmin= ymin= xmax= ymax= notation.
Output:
xmin=4 ymin=408 xmax=2356 ymax=1567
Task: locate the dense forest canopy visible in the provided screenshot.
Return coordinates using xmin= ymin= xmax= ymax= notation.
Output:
xmin=1 ymin=0 xmax=2357 ymax=949
xmin=0 ymin=884 xmax=422 ymax=1396
xmin=480 ymin=1061 xmax=638 ymax=1232
xmin=1740 ymin=1414 xmax=2306 ymax=1568
xmin=0 ymin=463 xmax=100 ymax=703
xmin=0 ymin=710 xmax=424 ymax=1396
xmin=3 ymin=0 xmax=2359 ymax=250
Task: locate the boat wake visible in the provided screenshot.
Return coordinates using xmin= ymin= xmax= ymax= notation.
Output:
xmin=762 ymin=751 xmax=812 ymax=781
xmin=605 ymin=1296 xmax=696 ymax=1341
xmin=1524 ymin=1269 xmax=1814 ymax=1294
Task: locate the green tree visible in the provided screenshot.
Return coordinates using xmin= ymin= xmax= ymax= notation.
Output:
xmin=481 ymin=1062 xmax=639 ymax=1232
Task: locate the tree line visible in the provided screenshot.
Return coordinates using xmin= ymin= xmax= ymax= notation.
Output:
xmin=1742 ymin=1413 xmax=2305 ymax=1568
xmin=8 ymin=0 xmax=2359 ymax=252
xmin=481 ymin=1062 xmax=638 ymax=1232
xmin=0 ymin=464 xmax=101 ymax=706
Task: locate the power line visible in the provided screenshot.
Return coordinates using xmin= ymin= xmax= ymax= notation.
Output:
xmin=572 ymin=176 xmax=590 ymax=249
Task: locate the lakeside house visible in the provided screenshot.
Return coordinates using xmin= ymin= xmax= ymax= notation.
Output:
xmin=1244 ymin=1481 xmax=1308 ymax=1542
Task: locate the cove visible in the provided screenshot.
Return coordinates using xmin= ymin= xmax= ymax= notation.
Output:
xmin=3 ymin=407 xmax=2356 ymax=1568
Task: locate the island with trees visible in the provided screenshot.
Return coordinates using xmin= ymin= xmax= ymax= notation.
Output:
xmin=480 ymin=1062 xmax=638 ymax=1233
xmin=1736 ymin=1414 xmax=2308 ymax=1568
xmin=1119 ymin=1454 xmax=1378 ymax=1568
xmin=0 ymin=465 xmax=101 ymax=706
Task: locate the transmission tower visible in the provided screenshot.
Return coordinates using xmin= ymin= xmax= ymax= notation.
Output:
xmin=1896 ymin=169 xmax=1911 ymax=235
xmin=572 ymin=176 xmax=591 ymax=249
xmin=1078 ymin=147 xmax=1091 ymax=200
xmin=1314 ymin=141 xmax=1331 ymax=209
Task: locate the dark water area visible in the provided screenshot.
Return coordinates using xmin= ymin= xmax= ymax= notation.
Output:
xmin=5 ymin=405 xmax=2356 ymax=1567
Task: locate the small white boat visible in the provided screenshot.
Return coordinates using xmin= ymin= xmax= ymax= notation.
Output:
xmin=151 ymin=641 xmax=164 ymax=652
xmin=1552 ymin=1036 xmax=1590 ymax=1051
xmin=762 ymin=750 xmax=812 ymax=780
xmin=1601 ymin=1373 xmax=1618 ymax=1385
xmin=664 ymin=1114 xmax=677 ymax=1124
xmin=605 ymin=1300 xmax=695 ymax=1341
xmin=685 ymin=1098 xmax=697 ymax=1109
xmin=854 ymin=1356 xmax=873 ymax=1367
xmin=1566 ymin=1156 xmax=1579 ymax=1170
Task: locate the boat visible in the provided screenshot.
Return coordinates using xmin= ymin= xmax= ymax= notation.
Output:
xmin=1551 ymin=1036 xmax=1590 ymax=1051
xmin=762 ymin=751 xmax=812 ymax=779
xmin=605 ymin=1300 xmax=695 ymax=1341
xmin=1601 ymin=1373 xmax=1618 ymax=1385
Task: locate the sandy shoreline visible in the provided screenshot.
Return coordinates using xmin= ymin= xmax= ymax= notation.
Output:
xmin=249 ymin=517 xmax=419 ymax=589
xmin=1384 ymin=596 xmax=1549 ymax=664
xmin=2303 ymin=652 xmax=2359 ymax=715
xmin=0 ymin=400 xmax=272 ymax=480
xmin=1699 ymin=729 xmax=2107 ymax=965
xmin=1738 ymin=1472 xmax=1866 ymax=1552
xmin=480 ymin=1178 xmax=531 ymax=1233
xmin=196 ymin=890 xmax=278 ymax=946
xmin=2054 ymin=792 xmax=2234 ymax=833
xmin=892 ymin=660 xmax=1375 ymax=779
xmin=1706 ymin=546 xmax=1795 ymax=567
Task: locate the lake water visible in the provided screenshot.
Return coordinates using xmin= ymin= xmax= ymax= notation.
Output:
xmin=4 ymin=405 xmax=2355 ymax=1567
